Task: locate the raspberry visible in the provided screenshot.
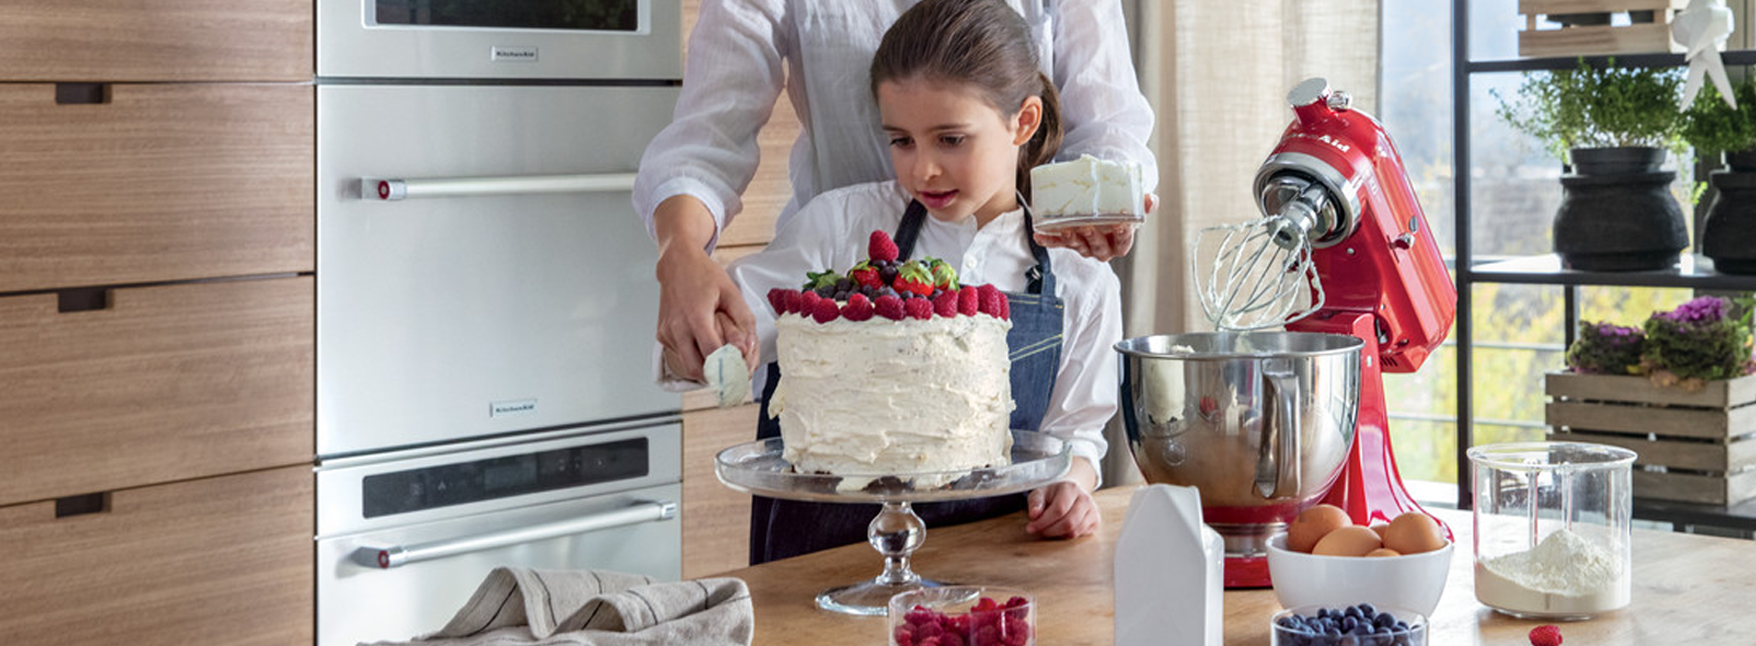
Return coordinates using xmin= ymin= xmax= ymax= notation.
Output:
xmin=974 ymin=284 xmax=1001 ymax=316
xmin=766 ymin=288 xmax=788 ymax=315
xmin=895 ymin=625 xmax=915 ymax=646
xmin=842 ymin=293 xmax=874 ymax=321
xmin=958 ymin=285 xmax=979 ymax=316
xmin=933 ymin=290 xmax=959 ymax=317
xmin=812 ymin=297 xmax=840 ymax=323
xmin=797 ymin=290 xmax=820 ymax=315
xmin=905 ymin=298 xmax=933 ymax=320
xmin=938 ymin=633 xmax=964 ymax=646
xmin=997 ymin=293 xmax=1009 ymax=319
xmin=1529 ymin=625 xmax=1563 ymax=646
xmin=875 ymin=295 xmax=905 ymax=320
xmin=869 ymin=230 xmax=901 ymax=262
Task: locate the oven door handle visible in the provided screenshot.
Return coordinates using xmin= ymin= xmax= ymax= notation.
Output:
xmin=352 ymin=499 xmax=677 ymax=570
xmin=362 ymin=172 xmax=638 ymax=201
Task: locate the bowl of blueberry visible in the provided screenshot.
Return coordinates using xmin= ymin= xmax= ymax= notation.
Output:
xmin=1271 ymin=603 xmax=1426 ymax=646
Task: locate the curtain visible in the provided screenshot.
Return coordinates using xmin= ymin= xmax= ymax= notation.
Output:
xmin=1104 ymin=0 xmax=1383 ymax=487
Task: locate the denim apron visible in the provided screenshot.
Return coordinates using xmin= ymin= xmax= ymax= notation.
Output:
xmin=749 ymin=200 xmax=1065 ymax=564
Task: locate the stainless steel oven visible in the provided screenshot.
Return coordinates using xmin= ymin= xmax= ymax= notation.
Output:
xmin=315 ymin=422 xmax=681 ymax=646
xmin=315 ymin=3 xmax=684 ymax=642
xmin=318 ymin=0 xmax=679 ymax=79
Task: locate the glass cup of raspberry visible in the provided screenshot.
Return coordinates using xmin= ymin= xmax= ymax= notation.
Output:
xmin=888 ymin=586 xmax=1034 ymax=646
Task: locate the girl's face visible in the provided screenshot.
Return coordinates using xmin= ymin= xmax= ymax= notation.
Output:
xmin=877 ymin=78 xmax=1041 ymax=227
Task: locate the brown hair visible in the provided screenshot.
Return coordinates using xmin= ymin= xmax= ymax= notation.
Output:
xmin=870 ymin=0 xmax=1064 ymax=201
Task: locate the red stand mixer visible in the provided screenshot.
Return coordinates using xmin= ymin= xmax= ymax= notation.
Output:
xmin=1254 ymin=77 xmax=1457 ymax=580
xmin=1118 ymin=77 xmax=1457 ymax=588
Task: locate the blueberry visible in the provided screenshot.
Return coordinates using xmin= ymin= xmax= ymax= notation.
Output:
xmin=1357 ymin=603 xmax=1375 ymax=617
xmin=1341 ymin=617 xmax=1357 ymax=632
xmin=815 ymin=285 xmax=835 ymax=297
xmin=1343 ymin=606 xmax=1361 ymax=620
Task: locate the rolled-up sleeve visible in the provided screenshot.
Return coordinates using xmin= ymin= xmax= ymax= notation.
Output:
xmin=1050 ymin=1 xmax=1158 ymax=192
xmin=632 ymin=0 xmax=791 ymax=249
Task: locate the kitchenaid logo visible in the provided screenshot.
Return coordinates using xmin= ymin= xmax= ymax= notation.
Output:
xmin=491 ymin=46 xmax=539 ymax=62
xmin=490 ymin=399 xmax=538 ymax=417
xmin=1291 ymin=132 xmax=1351 ymax=153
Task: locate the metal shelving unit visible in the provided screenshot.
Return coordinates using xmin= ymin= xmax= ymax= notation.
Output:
xmin=1451 ymin=1 xmax=1756 ymax=532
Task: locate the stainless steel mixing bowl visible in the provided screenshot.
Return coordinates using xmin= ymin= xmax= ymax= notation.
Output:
xmin=1115 ymin=332 xmax=1361 ymax=558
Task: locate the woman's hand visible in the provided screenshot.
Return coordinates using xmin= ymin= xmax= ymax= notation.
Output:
xmin=1024 ymin=457 xmax=1101 ymax=539
xmin=1032 ymin=193 xmax=1156 ymax=261
xmin=654 ymin=196 xmax=757 ymax=382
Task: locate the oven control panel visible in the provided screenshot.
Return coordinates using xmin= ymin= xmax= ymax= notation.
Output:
xmin=363 ymin=438 xmax=648 ymax=517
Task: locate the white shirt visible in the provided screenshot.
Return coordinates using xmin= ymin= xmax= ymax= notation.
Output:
xmin=632 ymin=0 xmax=1158 ymax=248
xmin=724 ymin=180 xmax=1120 ymax=473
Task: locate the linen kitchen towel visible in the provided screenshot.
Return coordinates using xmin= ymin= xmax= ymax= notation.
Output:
xmin=364 ymin=568 xmax=753 ymax=646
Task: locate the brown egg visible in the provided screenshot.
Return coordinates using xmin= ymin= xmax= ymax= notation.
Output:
xmin=1382 ymin=512 xmax=1448 ymax=555
xmin=1368 ymin=522 xmax=1390 ymax=541
xmin=1287 ymin=504 xmax=1351 ymax=553
xmin=1312 ymin=525 xmax=1383 ymax=557
xmin=1365 ymin=548 xmax=1403 ymax=558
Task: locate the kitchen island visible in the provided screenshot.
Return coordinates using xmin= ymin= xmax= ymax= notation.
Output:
xmin=719 ymin=485 xmax=1753 ymax=644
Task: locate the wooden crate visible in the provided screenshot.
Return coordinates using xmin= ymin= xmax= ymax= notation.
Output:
xmin=1546 ymin=371 xmax=1756 ymax=505
xmin=1518 ymin=0 xmax=1687 ymax=58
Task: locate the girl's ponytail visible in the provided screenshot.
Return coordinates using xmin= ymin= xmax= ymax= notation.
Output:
xmin=1019 ymin=71 xmax=1064 ymax=203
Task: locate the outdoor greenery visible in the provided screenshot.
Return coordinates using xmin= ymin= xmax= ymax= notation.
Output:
xmin=1493 ymin=58 xmax=1685 ymax=163
xmin=1681 ymin=79 xmax=1756 ymax=157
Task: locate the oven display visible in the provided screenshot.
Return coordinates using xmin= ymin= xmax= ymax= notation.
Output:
xmin=374 ymin=0 xmax=639 ymax=32
xmin=362 ymin=437 xmax=649 ymax=517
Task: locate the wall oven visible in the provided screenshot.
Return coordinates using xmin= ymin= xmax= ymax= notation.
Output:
xmin=316 ymin=2 xmax=683 ymax=643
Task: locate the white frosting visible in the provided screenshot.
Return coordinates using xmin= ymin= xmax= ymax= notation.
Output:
xmin=1030 ymin=154 xmax=1145 ymax=217
xmin=771 ymin=312 xmax=1014 ymax=480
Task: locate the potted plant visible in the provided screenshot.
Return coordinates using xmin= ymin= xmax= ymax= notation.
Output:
xmin=1682 ymin=80 xmax=1756 ymax=274
xmin=1495 ymin=59 xmax=1688 ymax=271
xmin=1547 ymin=296 xmax=1756 ymax=505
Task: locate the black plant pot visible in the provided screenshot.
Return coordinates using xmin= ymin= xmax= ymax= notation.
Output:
xmin=1702 ymin=168 xmax=1756 ymax=275
xmin=1553 ymin=147 xmax=1687 ymax=271
xmin=1726 ymin=149 xmax=1756 ymax=173
xmin=1550 ymin=12 xmax=1612 ymax=26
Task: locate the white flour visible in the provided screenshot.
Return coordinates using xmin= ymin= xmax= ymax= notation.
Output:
xmin=1475 ymin=528 xmax=1629 ymax=617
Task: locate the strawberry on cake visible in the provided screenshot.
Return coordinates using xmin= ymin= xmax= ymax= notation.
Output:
xmin=764 ymin=230 xmax=1014 ymax=480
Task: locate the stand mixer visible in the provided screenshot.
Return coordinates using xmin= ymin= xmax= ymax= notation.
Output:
xmin=1118 ymin=77 xmax=1457 ymax=587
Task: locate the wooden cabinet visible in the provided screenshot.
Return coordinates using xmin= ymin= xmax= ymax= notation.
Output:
xmin=0 ymin=4 xmax=316 ymax=644
xmin=0 ymin=83 xmax=315 ymax=292
xmin=0 ymin=0 xmax=313 ymax=82
xmin=0 ymin=277 xmax=314 ymax=507
xmin=0 ymin=466 xmax=314 ymax=645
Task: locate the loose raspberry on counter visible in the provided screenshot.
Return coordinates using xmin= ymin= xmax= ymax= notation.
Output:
xmin=1529 ymin=624 xmax=1562 ymax=646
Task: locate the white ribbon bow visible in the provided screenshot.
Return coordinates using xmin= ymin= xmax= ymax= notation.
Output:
xmin=1673 ymin=0 xmax=1737 ymax=109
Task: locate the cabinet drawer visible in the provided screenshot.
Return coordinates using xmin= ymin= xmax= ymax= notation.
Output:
xmin=0 ymin=0 xmax=311 ymax=82
xmin=0 ymin=466 xmax=314 ymax=646
xmin=0 ymin=277 xmax=313 ymax=507
xmin=0 ymin=83 xmax=313 ymax=293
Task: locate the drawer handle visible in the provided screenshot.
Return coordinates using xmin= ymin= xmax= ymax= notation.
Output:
xmin=351 ymin=499 xmax=677 ymax=569
xmin=57 ymin=287 xmax=111 ymax=313
xmin=55 ymin=492 xmax=110 ymax=518
xmin=361 ymin=173 xmax=638 ymax=201
xmin=55 ymin=83 xmax=110 ymax=105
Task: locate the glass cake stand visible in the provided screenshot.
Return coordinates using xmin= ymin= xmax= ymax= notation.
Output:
xmin=715 ymin=430 xmax=1071 ymax=615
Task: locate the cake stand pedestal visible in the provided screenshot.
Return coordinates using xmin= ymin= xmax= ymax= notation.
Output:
xmin=715 ymin=430 xmax=1070 ymax=615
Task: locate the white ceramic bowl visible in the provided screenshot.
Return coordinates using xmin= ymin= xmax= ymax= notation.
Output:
xmin=1266 ymin=533 xmax=1453 ymax=617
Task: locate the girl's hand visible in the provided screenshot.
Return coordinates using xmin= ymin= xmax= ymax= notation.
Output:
xmin=1024 ymin=457 xmax=1101 ymax=538
xmin=1032 ymin=193 xmax=1155 ymax=261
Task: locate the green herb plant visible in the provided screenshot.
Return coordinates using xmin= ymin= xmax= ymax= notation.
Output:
xmin=1681 ymin=78 xmax=1756 ymax=157
xmin=1641 ymin=296 xmax=1756 ymax=385
xmin=1493 ymin=58 xmax=1685 ymax=164
xmin=1565 ymin=321 xmax=1646 ymax=375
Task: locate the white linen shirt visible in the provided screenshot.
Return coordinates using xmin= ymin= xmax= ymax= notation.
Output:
xmin=632 ymin=0 xmax=1157 ymax=249
xmin=723 ymin=180 xmax=1119 ymax=474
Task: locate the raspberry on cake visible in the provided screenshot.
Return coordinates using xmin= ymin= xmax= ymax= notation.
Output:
xmin=766 ymin=231 xmax=1014 ymax=482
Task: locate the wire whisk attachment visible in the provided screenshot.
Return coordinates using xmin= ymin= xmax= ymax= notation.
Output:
xmin=1190 ymin=215 xmax=1326 ymax=331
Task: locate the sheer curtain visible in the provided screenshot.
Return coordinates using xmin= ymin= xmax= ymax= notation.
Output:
xmin=1104 ymin=0 xmax=1383 ymax=486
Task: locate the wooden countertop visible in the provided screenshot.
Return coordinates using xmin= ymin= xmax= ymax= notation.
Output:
xmin=718 ymin=485 xmax=1754 ymax=644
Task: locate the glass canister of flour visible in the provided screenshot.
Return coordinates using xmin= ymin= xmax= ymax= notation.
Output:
xmin=1468 ymin=442 xmax=1635 ymax=620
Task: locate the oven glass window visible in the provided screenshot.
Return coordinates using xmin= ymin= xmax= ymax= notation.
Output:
xmin=375 ymin=0 xmax=639 ymax=32
xmin=361 ymin=437 xmax=649 ymax=518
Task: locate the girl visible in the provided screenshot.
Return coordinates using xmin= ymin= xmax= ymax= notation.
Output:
xmin=636 ymin=0 xmax=1155 ymax=384
xmin=727 ymin=0 xmax=1131 ymax=563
